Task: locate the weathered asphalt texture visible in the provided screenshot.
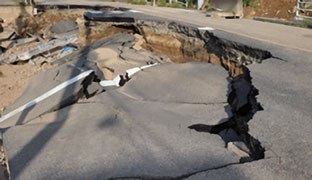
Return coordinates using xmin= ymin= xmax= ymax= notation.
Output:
xmin=1 ymin=2 xmax=312 ymax=180
xmin=2 ymin=31 xmax=237 ymax=179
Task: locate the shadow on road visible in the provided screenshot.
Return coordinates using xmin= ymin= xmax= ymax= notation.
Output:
xmin=9 ymin=18 xmax=93 ymax=179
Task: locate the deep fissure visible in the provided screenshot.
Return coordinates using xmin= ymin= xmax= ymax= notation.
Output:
xmin=0 ymin=7 xmax=275 ymax=179
xmin=84 ymin=17 xmax=269 ymax=162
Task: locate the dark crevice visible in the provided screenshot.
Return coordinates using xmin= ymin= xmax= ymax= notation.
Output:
xmin=189 ymin=66 xmax=265 ymax=162
xmin=17 ymin=72 xmax=102 ymax=127
xmin=46 ymin=72 xmax=99 ymax=113
xmin=166 ymin=21 xmax=273 ymax=65
xmin=271 ymin=55 xmax=288 ymax=62
xmin=107 ymin=162 xmax=242 ymax=180
xmin=112 ymin=24 xmax=141 ymax=35
xmin=1 ymin=10 xmax=274 ymax=179
xmin=35 ymin=4 xmax=129 ymax=12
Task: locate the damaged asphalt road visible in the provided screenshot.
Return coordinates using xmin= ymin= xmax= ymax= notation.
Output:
xmin=1 ymin=32 xmax=239 ymax=179
xmin=0 ymin=3 xmax=311 ymax=180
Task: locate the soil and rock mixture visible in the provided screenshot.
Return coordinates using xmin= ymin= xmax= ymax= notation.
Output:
xmin=243 ymin=0 xmax=298 ymax=19
xmin=0 ymin=11 xmax=81 ymax=114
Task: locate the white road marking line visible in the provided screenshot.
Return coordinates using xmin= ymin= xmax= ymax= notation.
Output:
xmin=0 ymin=70 xmax=94 ymax=123
xmin=0 ymin=63 xmax=159 ymax=123
xmin=99 ymin=63 xmax=159 ymax=89
xmin=126 ymin=63 xmax=159 ymax=78
xmin=128 ymin=10 xmax=141 ymax=13
xmin=100 ymin=75 xmax=122 ymax=88
xmin=198 ymin=27 xmax=215 ymax=31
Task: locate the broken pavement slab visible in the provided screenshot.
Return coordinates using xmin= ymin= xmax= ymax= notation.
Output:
xmin=2 ymin=62 xmax=237 ymax=179
xmin=49 ymin=20 xmax=78 ymax=35
xmin=1 ymin=29 xmax=236 ymax=179
xmin=120 ymin=62 xmax=230 ymax=106
xmin=1 ymin=34 xmax=78 ymax=64
xmin=84 ymin=11 xmax=135 ymax=22
xmin=0 ymin=30 xmax=15 ymax=42
xmin=245 ymin=60 xmax=312 ymax=179
xmin=0 ymin=58 xmax=103 ymax=128
xmin=1 ymin=4 xmax=303 ymax=179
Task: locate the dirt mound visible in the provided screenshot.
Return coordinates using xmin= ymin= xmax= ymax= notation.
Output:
xmin=244 ymin=0 xmax=297 ymax=19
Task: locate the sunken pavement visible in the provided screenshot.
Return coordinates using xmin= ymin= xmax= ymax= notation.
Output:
xmin=0 ymin=4 xmax=311 ymax=180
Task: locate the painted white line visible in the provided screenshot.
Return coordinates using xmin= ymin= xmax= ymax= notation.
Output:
xmin=0 ymin=63 xmax=159 ymax=123
xmin=126 ymin=63 xmax=159 ymax=78
xmin=89 ymin=11 xmax=103 ymax=14
xmin=99 ymin=63 xmax=159 ymax=89
xmin=100 ymin=75 xmax=121 ymax=88
xmin=0 ymin=70 xmax=94 ymax=123
xmin=126 ymin=67 xmax=142 ymax=78
xmin=128 ymin=10 xmax=141 ymax=13
xmin=198 ymin=27 xmax=215 ymax=31
xmin=110 ymin=11 xmax=124 ymax=14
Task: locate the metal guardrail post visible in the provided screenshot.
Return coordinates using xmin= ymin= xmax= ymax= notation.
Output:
xmin=296 ymin=0 xmax=300 ymax=20
xmin=296 ymin=0 xmax=312 ymax=20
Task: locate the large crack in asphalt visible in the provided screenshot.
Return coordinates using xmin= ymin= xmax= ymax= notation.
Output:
xmin=136 ymin=20 xmax=267 ymax=163
xmin=83 ymin=19 xmax=267 ymax=177
xmin=0 ymin=8 xmax=275 ymax=179
xmin=105 ymin=18 xmax=269 ymax=163
xmin=189 ymin=66 xmax=265 ymax=162
xmin=107 ymin=162 xmax=242 ymax=180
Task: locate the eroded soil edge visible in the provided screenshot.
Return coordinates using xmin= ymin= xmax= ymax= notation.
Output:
xmin=84 ymin=17 xmax=269 ymax=164
xmin=0 ymin=7 xmax=274 ymax=179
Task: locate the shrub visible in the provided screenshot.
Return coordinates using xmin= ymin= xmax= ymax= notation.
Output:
xmin=169 ymin=2 xmax=184 ymax=8
xmin=158 ymin=0 xmax=167 ymax=7
xmin=243 ymin=0 xmax=258 ymax=7
xmin=128 ymin=0 xmax=147 ymax=5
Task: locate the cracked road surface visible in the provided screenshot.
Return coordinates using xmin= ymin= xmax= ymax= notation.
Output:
xmin=2 ymin=33 xmax=239 ymax=179
xmin=0 ymin=1 xmax=312 ymax=180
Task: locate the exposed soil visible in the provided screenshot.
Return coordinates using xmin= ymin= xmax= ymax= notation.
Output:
xmin=0 ymin=64 xmax=41 ymax=113
xmin=244 ymin=0 xmax=298 ymax=20
xmin=0 ymin=10 xmax=85 ymax=115
xmin=17 ymin=10 xmax=82 ymax=37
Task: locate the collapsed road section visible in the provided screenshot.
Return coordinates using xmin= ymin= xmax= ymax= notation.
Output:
xmin=0 ymin=4 xmax=272 ymax=180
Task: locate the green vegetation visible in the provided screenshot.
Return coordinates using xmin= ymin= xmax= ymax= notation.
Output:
xmin=204 ymin=2 xmax=213 ymax=10
xmin=185 ymin=0 xmax=197 ymax=8
xmin=127 ymin=0 xmax=147 ymax=5
xmin=158 ymin=0 xmax=185 ymax=8
xmin=18 ymin=0 xmax=26 ymax=6
xmin=158 ymin=0 xmax=167 ymax=7
xmin=243 ymin=0 xmax=258 ymax=8
xmin=17 ymin=0 xmax=36 ymax=6
xmin=299 ymin=20 xmax=312 ymax=28
xmin=290 ymin=12 xmax=296 ymax=18
xmin=169 ymin=2 xmax=184 ymax=8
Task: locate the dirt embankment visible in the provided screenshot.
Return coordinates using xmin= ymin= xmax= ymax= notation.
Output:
xmin=0 ymin=10 xmax=82 ymax=114
xmin=244 ymin=0 xmax=298 ymax=19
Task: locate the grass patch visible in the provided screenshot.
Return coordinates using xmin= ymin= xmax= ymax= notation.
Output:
xmin=127 ymin=0 xmax=147 ymax=5
xmin=243 ymin=0 xmax=258 ymax=8
xmin=169 ymin=2 xmax=184 ymax=8
xmin=158 ymin=0 xmax=167 ymax=7
xmin=203 ymin=2 xmax=213 ymax=10
xmin=158 ymin=0 xmax=184 ymax=8
xmin=299 ymin=20 xmax=312 ymax=28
